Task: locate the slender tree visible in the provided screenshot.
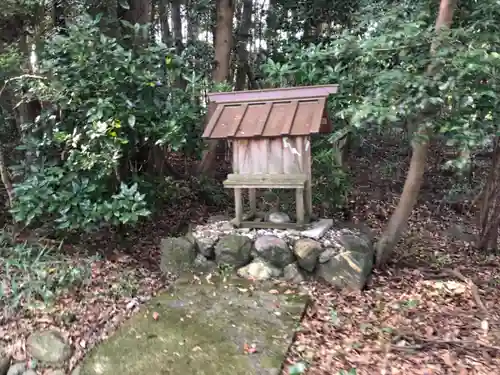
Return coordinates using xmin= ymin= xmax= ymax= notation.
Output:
xmin=235 ymin=0 xmax=253 ymax=90
xmin=375 ymin=0 xmax=458 ymax=267
xmin=197 ymin=0 xmax=234 ymax=174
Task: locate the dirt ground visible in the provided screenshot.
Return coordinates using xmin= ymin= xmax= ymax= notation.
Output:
xmin=1 ymin=134 xmax=499 ymax=375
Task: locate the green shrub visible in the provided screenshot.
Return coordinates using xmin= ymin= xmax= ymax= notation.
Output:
xmin=0 ymin=231 xmax=94 ymax=311
xmin=9 ymin=14 xmax=208 ymax=231
xmin=311 ymin=138 xmax=350 ymax=211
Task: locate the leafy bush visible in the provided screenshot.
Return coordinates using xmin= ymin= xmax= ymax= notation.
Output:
xmin=0 ymin=47 xmax=22 ymax=140
xmin=0 ymin=231 xmax=94 ymax=311
xmin=9 ymin=14 xmax=208 ymax=231
xmin=311 ymin=138 xmax=350 ymax=211
xmin=11 ymin=169 xmax=150 ymax=230
xmin=261 ymin=0 xmax=500 ymax=177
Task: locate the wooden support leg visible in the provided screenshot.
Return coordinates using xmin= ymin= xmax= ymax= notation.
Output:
xmin=296 ymin=187 xmax=305 ymax=225
xmin=234 ymin=188 xmax=243 ymax=227
xmin=248 ymin=188 xmax=257 ymax=218
xmin=305 ymin=178 xmax=313 ymax=219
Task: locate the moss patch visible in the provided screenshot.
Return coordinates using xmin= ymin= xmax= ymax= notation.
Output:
xmin=80 ymin=274 xmax=309 ymax=375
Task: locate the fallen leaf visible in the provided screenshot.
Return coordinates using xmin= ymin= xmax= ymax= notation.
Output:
xmin=243 ymin=343 xmax=257 ymax=354
xmin=126 ymin=299 xmax=138 ymax=310
xmin=481 ymin=319 xmax=489 ymax=335
xmin=152 ymin=311 xmax=159 ymax=320
xmin=442 ymin=351 xmax=454 ymax=368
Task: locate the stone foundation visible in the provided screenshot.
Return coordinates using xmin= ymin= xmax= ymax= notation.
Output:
xmin=160 ymin=216 xmax=375 ymax=290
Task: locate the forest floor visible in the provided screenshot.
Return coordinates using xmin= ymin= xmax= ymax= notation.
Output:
xmin=1 ymin=134 xmax=500 ymax=375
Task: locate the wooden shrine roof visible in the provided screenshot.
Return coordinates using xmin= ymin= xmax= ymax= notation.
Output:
xmin=201 ymin=85 xmax=338 ymax=139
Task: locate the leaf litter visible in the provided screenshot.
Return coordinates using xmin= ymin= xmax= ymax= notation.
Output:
xmin=1 ymin=138 xmax=499 ymax=375
xmin=284 ymin=135 xmax=500 ymax=374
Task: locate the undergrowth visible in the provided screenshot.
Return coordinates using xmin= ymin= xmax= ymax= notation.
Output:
xmin=0 ymin=230 xmax=95 ymax=312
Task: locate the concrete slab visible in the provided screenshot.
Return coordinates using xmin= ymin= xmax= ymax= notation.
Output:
xmin=80 ymin=275 xmax=309 ymax=375
xmin=300 ymin=219 xmax=333 ymax=240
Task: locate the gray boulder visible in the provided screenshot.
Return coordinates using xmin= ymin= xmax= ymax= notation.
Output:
xmin=338 ymin=232 xmax=372 ymax=253
xmin=187 ymin=231 xmax=218 ymax=258
xmin=283 ymin=263 xmax=305 ymax=283
xmin=45 ymin=370 xmax=65 ymax=375
xmin=193 ymin=254 xmax=217 ymax=273
xmin=214 ymin=235 xmax=252 ymax=267
xmin=318 ymin=248 xmax=337 ymax=264
xmin=293 ymin=239 xmax=322 ymax=272
xmin=160 ymin=237 xmax=197 ymax=274
xmin=196 ymin=236 xmax=218 ymax=258
xmin=316 ymin=233 xmax=374 ymax=290
xmin=27 ymin=330 xmax=72 ymax=365
xmin=6 ymin=363 xmax=25 ymax=375
xmin=237 ymin=259 xmax=282 ymax=280
xmin=27 ymin=331 xmax=72 ymax=365
xmin=0 ymin=347 xmax=10 ymax=375
xmin=253 ymin=235 xmax=294 ymax=268
xmin=267 ymin=212 xmax=291 ymax=224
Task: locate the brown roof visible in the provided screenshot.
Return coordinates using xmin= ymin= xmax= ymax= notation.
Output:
xmin=202 ymin=85 xmax=338 ymax=139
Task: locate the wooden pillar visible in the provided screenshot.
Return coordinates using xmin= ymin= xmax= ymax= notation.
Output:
xmin=234 ymin=188 xmax=243 ymax=226
xmin=248 ymin=188 xmax=256 ymax=217
xmin=296 ymin=187 xmax=305 ymax=225
xmin=305 ymin=137 xmax=313 ymax=218
xmin=302 ymin=177 xmax=311 ymax=219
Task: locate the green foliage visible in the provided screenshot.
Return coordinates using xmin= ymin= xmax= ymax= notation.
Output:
xmin=338 ymin=369 xmax=357 ymax=375
xmin=9 ymin=14 xmax=209 ymax=231
xmin=287 ymin=361 xmax=308 ymax=375
xmin=11 ymin=168 xmax=151 ymax=230
xmin=0 ymin=47 xmax=21 ymax=82
xmin=311 ymin=138 xmax=350 ymax=210
xmin=0 ymin=231 xmax=94 ymax=311
xmin=153 ymin=175 xmax=228 ymax=208
xmin=262 ymin=0 xmax=500 ymax=176
xmin=0 ymin=47 xmax=22 ymax=138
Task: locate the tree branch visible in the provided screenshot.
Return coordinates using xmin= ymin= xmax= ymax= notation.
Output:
xmin=0 ymin=74 xmax=46 ymax=98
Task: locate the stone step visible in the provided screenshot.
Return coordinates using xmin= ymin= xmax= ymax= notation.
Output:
xmin=80 ymin=275 xmax=309 ymax=375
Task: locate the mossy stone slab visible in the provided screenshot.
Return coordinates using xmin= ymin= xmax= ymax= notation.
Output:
xmin=80 ymin=275 xmax=309 ymax=375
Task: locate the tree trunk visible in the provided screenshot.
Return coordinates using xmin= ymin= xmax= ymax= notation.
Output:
xmin=159 ymin=0 xmax=171 ymax=45
xmin=212 ymin=0 xmax=233 ymax=84
xmin=87 ymin=0 xmax=120 ymax=38
xmin=123 ymin=0 xmax=151 ymax=25
xmin=375 ymin=0 xmax=457 ymax=268
xmin=186 ymin=0 xmax=200 ymax=42
xmin=477 ymin=136 xmax=500 ymax=251
xmin=16 ymin=22 xmax=41 ymax=171
xmin=0 ymin=145 xmax=13 ymax=208
xmin=150 ymin=0 xmax=157 ymax=42
xmin=265 ymin=0 xmax=278 ymax=52
xmin=170 ymin=0 xmax=186 ymax=89
xmin=53 ymin=0 xmax=67 ymax=31
xmin=122 ymin=0 xmax=151 ymax=44
xmin=171 ymin=0 xmax=183 ymax=54
xmin=197 ymin=0 xmax=234 ymax=175
xmin=0 ymin=16 xmax=24 ymax=204
xmin=235 ymin=0 xmax=252 ymax=91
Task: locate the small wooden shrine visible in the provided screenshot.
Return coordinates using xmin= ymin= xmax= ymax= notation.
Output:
xmin=202 ymin=85 xmax=338 ymax=229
